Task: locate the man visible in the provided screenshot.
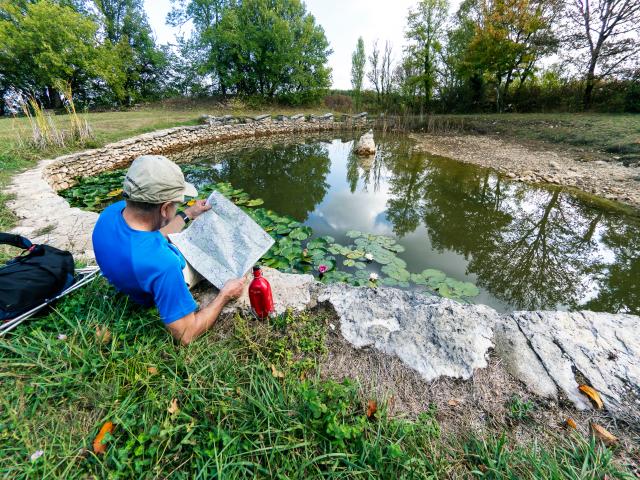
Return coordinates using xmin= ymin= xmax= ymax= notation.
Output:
xmin=92 ymin=155 xmax=244 ymax=345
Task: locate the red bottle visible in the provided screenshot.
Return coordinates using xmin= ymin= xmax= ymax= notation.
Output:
xmin=248 ymin=265 xmax=275 ymax=319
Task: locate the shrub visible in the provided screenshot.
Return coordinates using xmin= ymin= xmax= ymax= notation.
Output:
xmin=324 ymin=94 xmax=353 ymax=112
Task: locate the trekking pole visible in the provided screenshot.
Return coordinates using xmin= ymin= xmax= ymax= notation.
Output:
xmin=0 ymin=267 xmax=101 ymax=336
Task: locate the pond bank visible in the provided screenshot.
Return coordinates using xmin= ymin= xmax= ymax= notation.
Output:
xmin=194 ymin=266 xmax=640 ymax=460
xmin=410 ymin=134 xmax=640 ymax=212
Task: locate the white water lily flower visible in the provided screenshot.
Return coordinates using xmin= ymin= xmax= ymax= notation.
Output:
xmin=57 ymin=334 xmax=67 ymax=340
xmin=30 ymin=450 xmax=44 ymax=461
xmin=364 ymin=253 xmax=374 ymax=261
xmin=369 ymin=272 xmax=379 ymax=281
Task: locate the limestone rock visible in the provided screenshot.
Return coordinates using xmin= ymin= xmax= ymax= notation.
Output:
xmin=493 ymin=315 xmax=558 ymax=398
xmin=354 ymin=130 xmax=376 ymax=156
xmin=193 ymin=267 xmax=320 ymax=316
xmin=510 ymin=311 xmax=640 ymax=421
xmin=318 ymin=285 xmax=496 ymax=382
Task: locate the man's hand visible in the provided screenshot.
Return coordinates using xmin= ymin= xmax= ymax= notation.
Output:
xmin=166 ymin=277 xmax=246 ymax=345
xmin=184 ymin=199 xmax=211 ymax=220
xmin=220 ymin=278 xmax=245 ymax=301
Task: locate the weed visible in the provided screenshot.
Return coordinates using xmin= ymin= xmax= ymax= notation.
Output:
xmin=507 ymin=395 xmax=535 ymax=423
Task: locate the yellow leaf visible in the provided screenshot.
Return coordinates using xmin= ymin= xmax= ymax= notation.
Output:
xmin=186 ymin=200 xmax=196 ymax=206
xmin=147 ymin=366 xmax=158 ymax=375
xmin=565 ymin=418 xmax=577 ymax=429
xmin=579 ymin=385 xmax=604 ymax=409
xmin=106 ymin=188 xmax=123 ymax=197
xmin=95 ymin=326 xmax=112 ymax=344
xmin=591 ymin=423 xmax=617 ymax=445
xmin=270 ymin=364 xmax=285 ymax=379
xmin=92 ymin=421 xmax=114 ymax=455
xmin=366 ymin=399 xmax=378 ymax=419
xmin=168 ymin=398 xmax=180 ymax=415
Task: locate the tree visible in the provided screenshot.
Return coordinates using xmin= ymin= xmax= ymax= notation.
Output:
xmin=167 ymin=0 xmax=233 ymax=94
xmin=0 ymin=0 xmax=124 ymax=108
xmin=367 ymin=40 xmax=381 ymax=102
xmin=463 ymin=0 xmax=560 ymax=112
xmin=404 ymin=0 xmax=449 ymax=110
xmin=170 ymin=0 xmax=331 ymax=102
xmin=92 ymin=0 xmax=169 ymax=104
xmin=564 ymin=0 xmax=640 ymax=110
xmin=381 ymin=41 xmax=394 ymax=99
xmin=351 ymin=37 xmax=366 ymax=108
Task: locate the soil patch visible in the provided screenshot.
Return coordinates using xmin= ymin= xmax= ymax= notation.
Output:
xmin=410 ymin=134 xmax=640 ymax=212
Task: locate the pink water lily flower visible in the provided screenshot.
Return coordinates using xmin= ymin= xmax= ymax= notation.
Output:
xmin=318 ymin=265 xmax=328 ymax=274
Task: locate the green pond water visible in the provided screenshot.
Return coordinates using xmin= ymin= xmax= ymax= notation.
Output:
xmin=62 ymin=132 xmax=640 ymax=314
xmin=167 ymin=132 xmax=639 ymax=315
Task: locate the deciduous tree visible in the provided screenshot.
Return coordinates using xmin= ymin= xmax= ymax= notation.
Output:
xmin=351 ymin=37 xmax=366 ymax=108
xmin=404 ymin=0 xmax=449 ymax=110
xmin=564 ymin=0 xmax=640 ymax=109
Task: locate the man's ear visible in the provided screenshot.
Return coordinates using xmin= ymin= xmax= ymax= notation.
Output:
xmin=160 ymin=201 xmax=174 ymax=219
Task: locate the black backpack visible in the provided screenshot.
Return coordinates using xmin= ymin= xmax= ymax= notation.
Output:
xmin=0 ymin=233 xmax=75 ymax=320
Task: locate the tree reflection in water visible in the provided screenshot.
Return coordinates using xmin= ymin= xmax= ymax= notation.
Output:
xmin=213 ymin=142 xmax=331 ymax=221
xmin=377 ymin=140 xmax=640 ymax=313
xmin=182 ymin=133 xmax=639 ymax=314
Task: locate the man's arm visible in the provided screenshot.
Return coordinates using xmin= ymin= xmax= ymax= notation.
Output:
xmin=166 ymin=278 xmax=245 ymax=345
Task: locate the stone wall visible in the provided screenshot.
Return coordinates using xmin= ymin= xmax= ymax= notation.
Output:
xmin=44 ymin=115 xmax=368 ymax=191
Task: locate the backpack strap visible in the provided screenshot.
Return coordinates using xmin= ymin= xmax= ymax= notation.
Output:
xmin=0 ymin=233 xmax=33 ymax=250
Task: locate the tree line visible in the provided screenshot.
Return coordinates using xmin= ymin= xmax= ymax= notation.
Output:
xmin=1 ymin=0 xmax=638 ymax=114
xmin=350 ymin=0 xmax=640 ymax=113
xmin=0 ymin=0 xmax=331 ymax=113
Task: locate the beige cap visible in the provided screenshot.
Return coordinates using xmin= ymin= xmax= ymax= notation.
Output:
xmin=123 ymin=155 xmax=197 ymax=203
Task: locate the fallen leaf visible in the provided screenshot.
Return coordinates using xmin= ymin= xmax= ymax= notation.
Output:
xmin=92 ymin=421 xmax=114 ymax=455
xmin=270 ymin=364 xmax=285 ymax=379
xmin=168 ymin=398 xmax=180 ymax=415
xmin=565 ymin=418 xmax=577 ymax=429
xmin=186 ymin=200 xmax=196 ymax=206
xmin=591 ymin=423 xmax=617 ymax=445
xmin=448 ymin=399 xmax=461 ymax=407
xmin=95 ymin=326 xmax=112 ymax=344
xmin=579 ymin=385 xmax=604 ymax=409
xmin=366 ymin=399 xmax=377 ymax=419
xmin=147 ymin=366 xmax=158 ymax=375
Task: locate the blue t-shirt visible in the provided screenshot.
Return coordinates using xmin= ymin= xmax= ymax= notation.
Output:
xmin=92 ymin=201 xmax=197 ymax=324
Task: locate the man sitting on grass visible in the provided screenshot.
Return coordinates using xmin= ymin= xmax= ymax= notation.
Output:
xmin=92 ymin=155 xmax=244 ymax=345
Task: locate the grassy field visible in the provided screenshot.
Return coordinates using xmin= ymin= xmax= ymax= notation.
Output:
xmin=1 ymin=105 xmax=638 ymax=477
xmin=1 ymin=278 xmax=635 ymax=478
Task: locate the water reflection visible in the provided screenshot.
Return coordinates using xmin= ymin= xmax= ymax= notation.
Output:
xmin=176 ymin=134 xmax=640 ymax=314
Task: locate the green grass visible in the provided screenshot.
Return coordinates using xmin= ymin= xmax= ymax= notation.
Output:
xmin=0 ymin=278 xmax=635 ymax=479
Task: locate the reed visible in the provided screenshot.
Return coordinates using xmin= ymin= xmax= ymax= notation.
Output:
xmin=19 ymin=95 xmax=65 ymax=149
xmin=57 ymin=82 xmax=93 ymax=142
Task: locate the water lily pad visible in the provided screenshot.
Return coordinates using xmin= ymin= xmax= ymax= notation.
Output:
xmin=422 ymin=269 xmax=446 ymax=282
xmin=343 ymin=259 xmax=356 ymax=267
xmin=289 ymin=227 xmax=311 ymax=241
xmin=381 ymin=264 xmax=410 ymax=282
xmin=346 ymin=230 xmax=362 ymax=238
xmin=381 ymin=277 xmax=399 ymax=286
xmin=411 ymin=273 xmax=428 ymax=285
xmin=246 ymin=199 xmax=264 ymax=207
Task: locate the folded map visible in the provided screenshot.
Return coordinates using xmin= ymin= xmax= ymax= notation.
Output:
xmin=169 ymin=191 xmax=275 ymax=289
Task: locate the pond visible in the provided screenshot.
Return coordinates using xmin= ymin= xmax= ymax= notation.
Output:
xmin=63 ymin=132 xmax=640 ymax=315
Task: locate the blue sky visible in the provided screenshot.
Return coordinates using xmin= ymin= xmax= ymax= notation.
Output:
xmin=143 ymin=0 xmax=463 ymax=90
